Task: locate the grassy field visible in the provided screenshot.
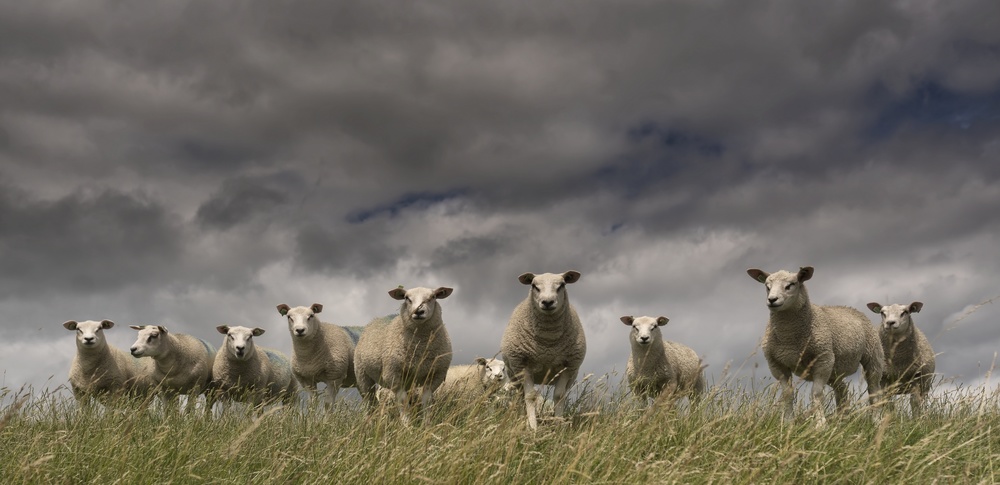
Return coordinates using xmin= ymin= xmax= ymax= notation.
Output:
xmin=2 ymin=377 xmax=998 ymax=484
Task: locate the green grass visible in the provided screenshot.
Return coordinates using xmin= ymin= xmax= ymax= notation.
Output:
xmin=2 ymin=378 xmax=999 ymax=485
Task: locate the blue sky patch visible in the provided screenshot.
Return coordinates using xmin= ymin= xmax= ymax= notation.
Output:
xmin=867 ymin=80 xmax=1000 ymax=139
xmin=346 ymin=189 xmax=467 ymax=224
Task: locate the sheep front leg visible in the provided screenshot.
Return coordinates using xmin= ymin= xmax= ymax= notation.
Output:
xmin=768 ymin=362 xmax=795 ymax=423
xmin=324 ymin=379 xmax=341 ymax=410
xmin=552 ymin=369 xmax=577 ymax=419
xmin=395 ymin=388 xmax=412 ymax=427
xmin=419 ymin=386 xmax=435 ymax=426
xmin=521 ymin=372 xmax=540 ymax=430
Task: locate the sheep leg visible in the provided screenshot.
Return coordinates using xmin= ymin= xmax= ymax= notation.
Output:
xmin=419 ymin=387 xmax=435 ymax=426
xmin=395 ymin=388 xmax=412 ymax=427
xmin=768 ymin=362 xmax=795 ymax=422
xmin=654 ymin=380 xmax=679 ymax=413
xmin=910 ymin=391 xmax=924 ymax=417
xmin=521 ymin=372 xmax=540 ymax=430
xmin=324 ymin=380 xmax=341 ymax=410
xmin=831 ymin=378 xmax=850 ymax=414
xmin=862 ymin=362 xmax=883 ymax=408
xmin=552 ymin=369 xmax=577 ymax=419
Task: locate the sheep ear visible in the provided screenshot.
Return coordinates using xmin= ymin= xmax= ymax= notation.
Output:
xmin=434 ymin=287 xmax=453 ymax=299
xmin=563 ymin=271 xmax=581 ymax=284
xmin=475 ymin=357 xmax=487 ymax=366
xmin=216 ymin=325 xmax=230 ymax=335
xmin=311 ymin=303 xmax=323 ymax=314
xmin=63 ymin=320 xmax=78 ymax=331
xmin=277 ymin=304 xmax=290 ymax=316
xmin=252 ymin=328 xmax=265 ymax=337
xmin=747 ymin=269 xmax=769 ymax=283
xmin=620 ymin=316 xmax=634 ymax=326
xmin=388 ymin=288 xmax=407 ymax=300
xmin=518 ymin=273 xmax=536 ymax=285
xmin=866 ymin=302 xmax=882 ymax=313
xmin=158 ymin=326 xmax=168 ymax=334
xmin=909 ymin=302 xmax=924 ymax=313
xmin=656 ymin=316 xmax=669 ymax=326
xmin=100 ymin=320 xmax=115 ymax=329
xmin=797 ymin=266 xmax=814 ymax=282
xmin=129 ymin=325 xmax=144 ymax=331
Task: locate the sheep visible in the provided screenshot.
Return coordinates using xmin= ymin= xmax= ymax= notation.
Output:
xmin=354 ymin=287 xmax=454 ymax=425
xmin=128 ymin=325 xmax=216 ymax=414
xmin=501 ymin=270 xmax=587 ymax=430
xmin=276 ymin=303 xmax=358 ymax=410
xmin=621 ymin=315 xmax=705 ymax=408
xmin=212 ymin=325 xmax=298 ymax=411
xmin=747 ymin=266 xmax=884 ymax=426
xmin=867 ymin=301 xmax=935 ymax=415
xmin=63 ymin=320 xmax=155 ymax=408
xmin=436 ymin=357 xmax=514 ymax=401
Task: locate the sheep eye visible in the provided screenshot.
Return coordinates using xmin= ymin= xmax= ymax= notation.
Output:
xmin=532 ymin=284 xmax=540 ymax=292
xmin=785 ymin=283 xmax=794 ymax=290
xmin=557 ymin=283 xmax=565 ymax=290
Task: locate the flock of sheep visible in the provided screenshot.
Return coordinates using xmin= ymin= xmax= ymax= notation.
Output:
xmin=61 ymin=266 xmax=935 ymax=429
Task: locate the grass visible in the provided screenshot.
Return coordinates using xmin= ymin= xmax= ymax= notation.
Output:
xmin=1 ymin=378 xmax=999 ymax=484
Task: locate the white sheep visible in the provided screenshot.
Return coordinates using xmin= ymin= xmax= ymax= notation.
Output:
xmin=276 ymin=303 xmax=357 ymax=410
xmin=63 ymin=319 xmax=154 ymax=408
xmin=501 ymin=271 xmax=587 ymax=430
xmin=436 ymin=357 xmax=514 ymax=401
xmin=128 ymin=325 xmax=216 ymax=414
xmin=621 ymin=315 xmax=705 ymax=408
xmin=354 ymin=287 xmax=454 ymax=425
xmin=212 ymin=325 xmax=298 ymax=411
xmin=867 ymin=301 xmax=935 ymax=415
xmin=747 ymin=266 xmax=884 ymax=426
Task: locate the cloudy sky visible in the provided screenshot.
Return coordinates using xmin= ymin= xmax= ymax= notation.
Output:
xmin=2 ymin=1 xmax=998 ymax=402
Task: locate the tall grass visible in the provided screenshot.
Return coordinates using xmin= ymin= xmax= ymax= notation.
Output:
xmin=2 ymin=377 xmax=998 ymax=484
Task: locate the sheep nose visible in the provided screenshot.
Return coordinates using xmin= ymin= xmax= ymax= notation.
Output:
xmin=639 ymin=336 xmax=650 ymax=343
xmin=130 ymin=347 xmax=139 ymax=355
xmin=83 ymin=337 xmax=95 ymax=344
xmin=768 ymin=297 xmax=778 ymax=305
xmin=414 ymin=308 xmax=426 ymax=317
xmin=541 ymin=299 xmax=555 ymax=309
xmin=294 ymin=328 xmax=305 ymax=336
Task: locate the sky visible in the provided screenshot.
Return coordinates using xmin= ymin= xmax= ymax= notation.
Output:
xmin=2 ymin=0 xmax=999 ymax=403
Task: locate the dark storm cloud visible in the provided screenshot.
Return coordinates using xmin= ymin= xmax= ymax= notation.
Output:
xmin=294 ymin=225 xmax=402 ymax=278
xmin=0 ymin=186 xmax=183 ymax=298
xmin=196 ymin=173 xmax=300 ymax=230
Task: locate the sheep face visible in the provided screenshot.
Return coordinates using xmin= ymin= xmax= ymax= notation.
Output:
xmin=868 ymin=302 xmax=923 ymax=336
xmin=277 ymin=303 xmax=323 ymax=339
xmin=217 ymin=325 xmax=265 ymax=361
xmin=128 ymin=325 xmax=169 ymax=357
xmin=476 ymin=357 xmax=507 ymax=384
xmin=64 ymin=320 xmax=114 ymax=349
xmin=747 ymin=267 xmax=813 ymax=312
xmin=620 ymin=315 xmax=668 ymax=346
xmin=388 ymin=286 xmax=453 ymax=323
xmin=518 ymin=271 xmax=581 ymax=315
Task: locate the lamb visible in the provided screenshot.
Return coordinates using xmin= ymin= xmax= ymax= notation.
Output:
xmin=501 ymin=271 xmax=587 ymax=430
xmin=867 ymin=301 xmax=935 ymax=415
xmin=63 ymin=320 xmax=155 ymax=408
xmin=212 ymin=325 xmax=298 ymax=411
xmin=354 ymin=286 xmax=454 ymax=425
xmin=128 ymin=325 xmax=216 ymax=414
xmin=747 ymin=266 xmax=884 ymax=426
xmin=436 ymin=357 xmax=513 ymax=401
xmin=621 ymin=315 xmax=705 ymax=408
xmin=276 ymin=303 xmax=358 ymax=410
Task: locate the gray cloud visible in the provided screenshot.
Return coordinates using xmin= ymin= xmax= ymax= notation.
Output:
xmin=0 ymin=185 xmax=184 ymax=298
